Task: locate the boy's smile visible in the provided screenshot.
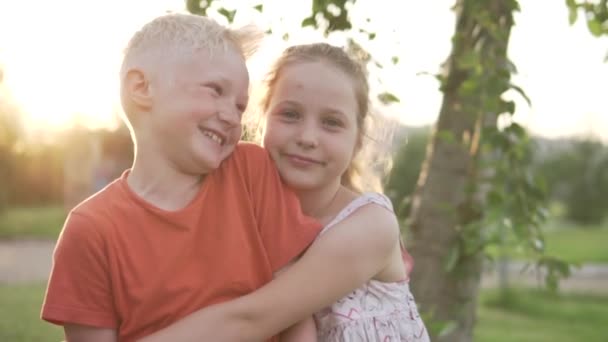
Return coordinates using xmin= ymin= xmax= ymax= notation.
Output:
xmin=148 ymin=47 xmax=249 ymax=174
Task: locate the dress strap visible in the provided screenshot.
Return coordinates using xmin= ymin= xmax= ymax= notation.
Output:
xmin=321 ymin=192 xmax=394 ymax=236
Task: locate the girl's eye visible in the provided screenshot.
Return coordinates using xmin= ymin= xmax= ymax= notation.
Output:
xmin=323 ymin=117 xmax=343 ymax=128
xmin=280 ymin=110 xmax=300 ymax=120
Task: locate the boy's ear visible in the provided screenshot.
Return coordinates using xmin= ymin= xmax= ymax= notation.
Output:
xmin=124 ymin=68 xmax=152 ymax=109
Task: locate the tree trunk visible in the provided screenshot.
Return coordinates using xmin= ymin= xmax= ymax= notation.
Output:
xmin=407 ymin=1 xmax=516 ymax=341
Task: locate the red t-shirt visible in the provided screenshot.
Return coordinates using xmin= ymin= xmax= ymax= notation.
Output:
xmin=42 ymin=142 xmax=321 ymax=341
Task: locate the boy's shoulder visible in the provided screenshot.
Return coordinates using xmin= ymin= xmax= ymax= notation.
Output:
xmin=232 ymin=141 xmax=267 ymax=159
xmin=222 ymin=141 xmax=271 ymax=170
xmin=68 ymin=177 xmax=126 ymax=223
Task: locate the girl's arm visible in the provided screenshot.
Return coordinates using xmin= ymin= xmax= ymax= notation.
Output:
xmin=274 ymin=263 xmax=318 ymax=342
xmin=279 ymin=318 xmax=318 ymax=342
xmin=138 ymin=203 xmax=400 ymax=342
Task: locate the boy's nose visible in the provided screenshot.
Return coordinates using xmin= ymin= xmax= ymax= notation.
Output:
xmin=218 ymin=108 xmax=240 ymax=127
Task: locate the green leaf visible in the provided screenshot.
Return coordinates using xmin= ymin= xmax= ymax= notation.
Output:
xmin=391 ymin=56 xmax=399 ymax=65
xmin=437 ymin=321 xmax=459 ymax=338
xmin=502 ymin=100 xmax=516 ymax=115
xmin=444 ymin=244 xmax=461 ymax=272
xmin=588 ymin=19 xmax=603 ymax=36
xmin=253 ymin=4 xmax=263 ymax=12
xmin=506 ymin=59 xmax=518 ymax=73
xmin=301 ymin=16 xmax=316 ymax=28
xmin=377 ymin=92 xmax=400 ymax=104
xmin=555 ymin=260 xmax=572 ymax=277
xmin=531 ymin=238 xmax=544 ymax=252
xmin=546 ymin=273 xmax=559 ymax=292
xmin=218 ymin=7 xmax=236 ymax=23
xmin=368 ymin=32 xmax=376 ymax=40
xmin=566 ymin=0 xmax=578 ymax=24
xmin=186 ymin=0 xmax=213 ymax=16
xmin=458 ymin=51 xmax=480 ymax=69
xmin=506 ymin=122 xmax=526 ymax=138
xmin=568 ymin=7 xmax=578 ymax=25
xmin=437 ymin=130 xmax=456 ymax=144
xmin=487 ymin=190 xmax=504 ymax=207
xmin=565 ymin=0 xmax=576 ymax=10
xmin=282 ymin=33 xmax=290 ymax=41
xmin=458 ymin=79 xmax=478 ymax=96
xmin=509 ymin=83 xmax=532 ymax=106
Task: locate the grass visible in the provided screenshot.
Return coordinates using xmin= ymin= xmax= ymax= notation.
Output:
xmin=0 ymin=206 xmax=66 ymax=240
xmin=0 ymin=205 xmax=607 ymax=264
xmin=484 ymin=219 xmax=608 ymax=265
xmin=2 ymin=284 xmax=606 ymax=342
xmin=543 ymin=221 xmax=608 ymax=264
xmin=0 ymin=284 xmax=63 ymax=342
xmin=475 ymin=288 xmax=608 ymax=342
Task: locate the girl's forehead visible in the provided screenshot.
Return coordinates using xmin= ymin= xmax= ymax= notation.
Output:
xmin=274 ymin=63 xmax=355 ymax=98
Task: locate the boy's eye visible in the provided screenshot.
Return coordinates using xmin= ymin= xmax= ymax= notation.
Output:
xmin=207 ymin=84 xmax=223 ymax=96
xmin=236 ymin=102 xmax=247 ymax=115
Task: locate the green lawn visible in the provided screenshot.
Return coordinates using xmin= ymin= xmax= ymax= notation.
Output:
xmin=0 ymin=284 xmax=63 ymax=342
xmin=544 ymin=222 xmax=608 ymax=263
xmin=1 ymin=206 xmax=607 ymax=264
xmin=483 ymin=220 xmax=608 ymax=265
xmin=0 ymin=206 xmax=66 ymax=240
xmin=2 ymin=284 xmax=606 ymax=342
xmin=475 ymin=288 xmax=608 ymax=342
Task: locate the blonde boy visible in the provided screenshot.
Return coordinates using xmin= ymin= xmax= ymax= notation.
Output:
xmin=41 ymin=13 xmax=320 ymax=342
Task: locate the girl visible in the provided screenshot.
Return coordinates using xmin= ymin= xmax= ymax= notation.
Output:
xmin=141 ymin=43 xmax=429 ymax=342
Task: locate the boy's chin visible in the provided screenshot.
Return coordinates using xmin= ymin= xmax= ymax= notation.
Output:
xmin=193 ymin=151 xmax=233 ymax=173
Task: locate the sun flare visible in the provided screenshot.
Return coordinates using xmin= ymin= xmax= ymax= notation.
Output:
xmin=0 ymin=0 xmax=606 ymax=141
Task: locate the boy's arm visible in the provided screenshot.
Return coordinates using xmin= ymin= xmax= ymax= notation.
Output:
xmin=42 ymin=212 xmax=119 ymax=332
xmin=64 ymin=324 xmax=117 ymax=342
xmin=137 ymin=204 xmax=399 ymax=342
xmin=279 ymin=318 xmax=318 ymax=342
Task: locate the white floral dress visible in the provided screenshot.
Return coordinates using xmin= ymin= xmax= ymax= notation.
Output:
xmin=313 ymin=193 xmax=430 ymax=342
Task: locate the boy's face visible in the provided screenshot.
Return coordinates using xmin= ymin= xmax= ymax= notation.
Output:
xmin=149 ymin=47 xmax=249 ymax=174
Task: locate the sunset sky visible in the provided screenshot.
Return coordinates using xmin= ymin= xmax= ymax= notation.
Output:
xmin=0 ymin=0 xmax=606 ymax=141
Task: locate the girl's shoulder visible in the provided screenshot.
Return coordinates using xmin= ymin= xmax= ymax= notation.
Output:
xmin=322 ymin=192 xmax=396 ymax=234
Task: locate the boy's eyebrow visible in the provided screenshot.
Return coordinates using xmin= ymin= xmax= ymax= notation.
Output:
xmin=206 ymin=76 xmax=230 ymax=86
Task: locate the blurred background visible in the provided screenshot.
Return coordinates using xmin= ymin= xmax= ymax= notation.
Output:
xmin=0 ymin=0 xmax=607 ymax=341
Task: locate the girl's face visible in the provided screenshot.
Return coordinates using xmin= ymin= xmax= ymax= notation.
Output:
xmin=263 ymin=61 xmax=360 ymax=192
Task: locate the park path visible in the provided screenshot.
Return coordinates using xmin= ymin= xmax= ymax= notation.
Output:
xmin=0 ymin=240 xmax=54 ymax=284
xmin=1 ymin=239 xmax=607 ymax=293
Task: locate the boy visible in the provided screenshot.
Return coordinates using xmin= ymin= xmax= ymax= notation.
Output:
xmin=41 ymin=13 xmax=321 ymax=342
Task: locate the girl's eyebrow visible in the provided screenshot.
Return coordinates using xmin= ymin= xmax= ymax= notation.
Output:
xmin=274 ymin=99 xmax=302 ymax=110
xmin=278 ymin=99 xmax=299 ymax=106
xmin=321 ymin=106 xmax=347 ymax=119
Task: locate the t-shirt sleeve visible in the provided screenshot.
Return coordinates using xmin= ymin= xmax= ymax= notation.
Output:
xmin=237 ymin=143 xmax=322 ymax=272
xmin=41 ymin=211 xmax=118 ymax=329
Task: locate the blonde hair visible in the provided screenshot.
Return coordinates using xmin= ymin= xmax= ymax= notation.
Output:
xmin=120 ymin=13 xmax=261 ymax=125
xmin=250 ymin=43 xmax=393 ymax=193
